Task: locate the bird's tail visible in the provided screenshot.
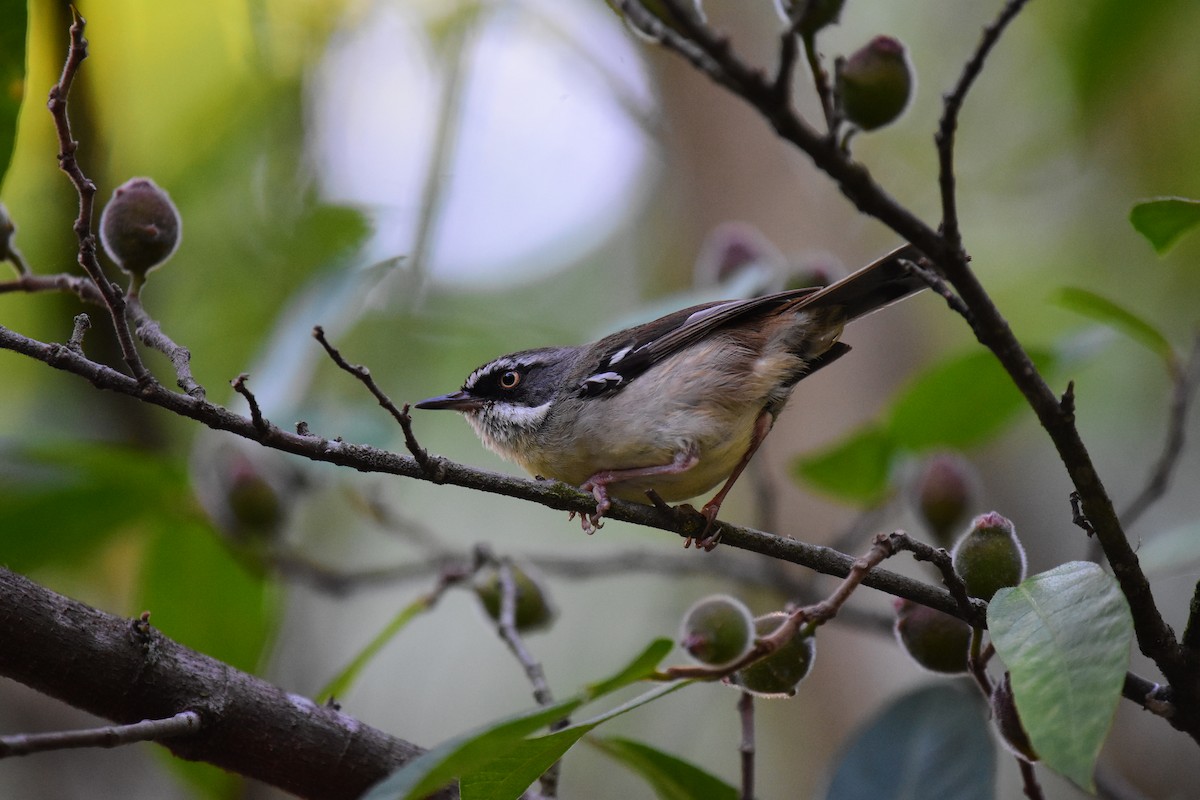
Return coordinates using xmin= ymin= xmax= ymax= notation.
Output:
xmin=799 ymin=243 xmax=928 ymax=322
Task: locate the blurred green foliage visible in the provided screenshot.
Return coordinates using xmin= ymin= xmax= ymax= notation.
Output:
xmin=0 ymin=0 xmax=25 ymax=189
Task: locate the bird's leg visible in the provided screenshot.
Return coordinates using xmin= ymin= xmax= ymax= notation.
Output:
xmin=578 ymin=446 xmax=700 ymax=534
xmin=692 ymin=411 xmax=774 ymax=551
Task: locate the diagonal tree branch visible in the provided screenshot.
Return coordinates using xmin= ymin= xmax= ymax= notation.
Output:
xmin=0 ymin=567 xmax=454 ymax=800
xmin=0 ymin=319 xmax=982 ymax=623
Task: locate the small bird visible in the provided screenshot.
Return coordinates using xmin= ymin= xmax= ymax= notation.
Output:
xmin=416 ymin=244 xmax=927 ymax=548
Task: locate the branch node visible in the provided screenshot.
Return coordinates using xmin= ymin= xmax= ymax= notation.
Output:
xmin=885 ymin=531 xmax=979 ymax=624
xmin=312 ymin=326 xmax=440 ymax=474
xmin=232 ymin=373 xmax=269 ymax=434
xmin=1059 ymin=380 xmax=1076 ymax=416
xmin=67 ymin=313 xmax=91 ymax=353
xmin=901 ymin=255 xmax=970 ymax=320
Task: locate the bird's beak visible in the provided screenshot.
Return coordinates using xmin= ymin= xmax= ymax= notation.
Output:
xmin=414 ymin=390 xmax=483 ymax=412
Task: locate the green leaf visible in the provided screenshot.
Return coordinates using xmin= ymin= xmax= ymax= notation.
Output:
xmin=825 ymin=683 xmax=994 ymax=800
xmin=591 ymin=736 xmax=739 ymax=800
xmin=1053 ymin=287 xmax=1177 ymax=373
xmin=792 ymin=348 xmax=1054 ymax=505
xmin=1130 ymin=197 xmax=1200 ymax=255
xmin=362 ymin=639 xmax=680 ymax=800
xmin=0 ymin=443 xmax=192 ymax=572
xmin=585 ymin=637 xmax=674 ymax=698
xmin=458 ymin=682 xmax=689 ymax=800
xmin=364 ymin=696 xmax=586 ymax=800
xmin=318 ymin=596 xmax=432 ymax=703
xmin=988 ymin=562 xmax=1133 ymax=792
xmin=886 ymin=349 xmax=1054 ymax=451
xmin=0 ymin=0 xmax=27 ymax=190
xmin=791 ymin=425 xmax=896 ymax=505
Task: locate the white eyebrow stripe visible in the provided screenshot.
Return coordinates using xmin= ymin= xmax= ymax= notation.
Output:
xmin=464 ymin=356 xmax=536 ymax=390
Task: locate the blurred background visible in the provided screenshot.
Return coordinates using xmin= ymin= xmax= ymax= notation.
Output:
xmin=2 ymin=0 xmax=1200 ymax=798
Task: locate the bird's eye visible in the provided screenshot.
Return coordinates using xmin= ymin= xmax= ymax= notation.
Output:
xmin=498 ymin=370 xmax=521 ymax=390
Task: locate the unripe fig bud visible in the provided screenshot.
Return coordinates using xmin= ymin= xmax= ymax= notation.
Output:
xmin=992 ymin=672 xmax=1039 ymax=763
xmin=911 ymin=453 xmax=978 ymax=547
xmin=474 ymin=562 xmax=556 ymax=632
xmin=837 ymin=36 xmax=914 ymax=131
xmin=0 ymin=203 xmax=14 ymax=262
xmin=99 ymin=177 xmax=182 ymax=284
xmin=893 ymin=598 xmax=971 ymax=674
xmin=679 ymin=594 xmax=754 ymax=667
xmin=732 ymin=612 xmax=816 ymax=698
xmin=951 ymin=512 xmax=1027 ymax=601
xmin=693 ymin=221 xmax=784 ymax=288
xmin=226 ymin=462 xmax=284 ymax=541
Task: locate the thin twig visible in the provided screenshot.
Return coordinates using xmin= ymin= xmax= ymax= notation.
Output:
xmin=126 ymin=295 xmax=205 ymax=398
xmin=967 ymin=625 xmax=994 ymax=696
xmin=312 ymin=326 xmax=441 ymax=476
xmin=799 ymin=31 xmax=837 ymax=133
xmin=231 ymin=374 xmax=268 ymax=434
xmin=1 ymin=270 xmax=204 ymax=397
xmin=901 ymin=254 xmax=971 ymax=320
xmin=884 ymin=531 xmax=976 ymax=620
xmin=494 ymin=559 xmax=564 ymax=798
xmin=737 ymin=692 xmax=755 ymax=800
xmin=46 ymin=9 xmax=149 ymax=384
xmin=1120 ymin=332 xmax=1200 ymax=528
xmin=0 ymin=711 xmax=201 ymax=758
xmin=661 ymin=532 xmax=904 ymax=681
xmin=0 ymin=271 xmax=103 ymax=300
xmin=772 ymin=25 xmax=799 ymax=107
xmin=1018 ymin=758 xmax=1046 ymax=800
xmin=617 ymin=1 xmax=729 ymax=86
xmin=935 ymin=0 xmax=1032 ymax=250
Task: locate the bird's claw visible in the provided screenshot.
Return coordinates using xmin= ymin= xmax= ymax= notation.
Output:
xmin=576 ymin=480 xmax=611 ymax=534
xmin=676 ymin=502 xmax=722 ymax=551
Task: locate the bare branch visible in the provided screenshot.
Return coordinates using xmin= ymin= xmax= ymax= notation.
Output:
xmin=901 ymin=254 xmax=971 ymax=320
xmin=231 ymin=373 xmax=268 ymax=433
xmin=0 ymin=711 xmax=201 ymax=758
xmin=46 ymin=9 xmax=149 ymax=385
xmin=884 ymin=531 xmax=976 ymax=621
xmin=1018 ymin=758 xmax=1046 ymax=800
xmin=0 ymin=567 xmax=453 ymax=799
xmin=0 ymin=321 xmax=980 ymax=620
xmin=1121 ymin=332 xmax=1200 ymax=527
xmin=128 ymin=295 xmax=205 ymax=398
xmin=936 ymin=0 xmax=1033 ymax=250
xmin=313 ymin=326 xmax=440 ymax=474
xmin=738 ymin=692 xmax=755 ymax=800
xmin=494 ymin=557 xmax=564 ymax=798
